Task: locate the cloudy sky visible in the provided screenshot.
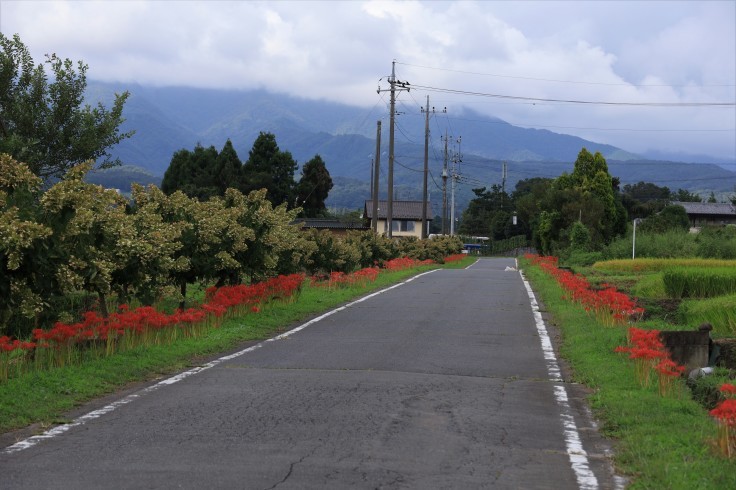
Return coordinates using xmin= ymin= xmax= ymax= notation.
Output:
xmin=2 ymin=0 xmax=735 ymax=162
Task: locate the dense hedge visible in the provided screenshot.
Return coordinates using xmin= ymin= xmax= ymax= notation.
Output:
xmin=1 ymin=155 xmax=463 ymax=337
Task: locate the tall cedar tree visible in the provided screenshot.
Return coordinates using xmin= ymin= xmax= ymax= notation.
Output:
xmin=0 ymin=33 xmax=132 ymax=179
xmin=242 ymin=132 xmax=297 ymax=207
xmin=161 ymin=144 xmax=219 ymax=200
xmin=296 ymin=154 xmax=333 ymax=217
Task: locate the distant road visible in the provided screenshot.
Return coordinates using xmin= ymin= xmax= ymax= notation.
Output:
xmin=1 ymin=258 xmax=616 ymax=489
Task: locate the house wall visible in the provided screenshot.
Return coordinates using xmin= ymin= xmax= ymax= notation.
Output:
xmin=689 ymin=214 xmax=736 ymax=227
xmin=377 ymin=219 xmax=425 ymax=239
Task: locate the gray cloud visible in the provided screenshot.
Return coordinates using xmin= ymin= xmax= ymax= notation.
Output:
xmin=2 ymin=0 xmax=734 ymax=160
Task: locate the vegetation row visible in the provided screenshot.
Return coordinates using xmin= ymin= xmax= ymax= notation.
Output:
xmin=1 ymin=154 xmax=463 ymax=341
xmin=522 ymin=255 xmax=736 ymax=487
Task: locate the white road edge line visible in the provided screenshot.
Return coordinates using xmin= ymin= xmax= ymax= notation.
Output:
xmin=3 ymin=269 xmax=440 ymax=455
xmin=517 ymin=258 xmax=599 ymax=490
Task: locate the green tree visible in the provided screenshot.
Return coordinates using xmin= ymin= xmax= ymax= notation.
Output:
xmin=569 ymin=220 xmax=591 ymax=251
xmin=0 ymin=154 xmax=53 ymax=336
xmin=672 ymin=188 xmax=702 ymax=202
xmin=242 ymin=132 xmax=297 ymax=207
xmin=458 ymin=185 xmax=511 ymax=238
xmin=621 ymin=181 xmax=671 ymax=219
xmin=161 ymin=144 xmax=219 ymax=200
xmin=0 ymin=33 xmax=132 ymax=180
xmin=557 ymin=148 xmax=627 ymax=246
xmin=212 ymin=139 xmax=242 ymax=195
xmin=296 ymin=154 xmax=333 ymax=217
xmin=512 ymin=177 xmax=553 ymax=241
xmin=640 ymin=205 xmax=690 ymax=233
xmin=40 ymin=162 xmax=130 ymax=317
xmin=113 ymin=184 xmax=187 ymax=307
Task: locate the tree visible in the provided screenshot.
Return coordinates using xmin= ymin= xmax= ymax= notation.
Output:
xmin=40 ymin=162 xmax=131 ymax=317
xmin=640 ymin=205 xmax=690 ymax=233
xmin=672 ymin=188 xmax=702 ymax=202
xmin=242 ymin=132 xmax=297 ymax=207
xmin=296 ymin=154 xmax=333 ymax=217
xmin=621 ymin=181 xmax=671 ymax=219
xmin=0 ymin=33 xmax=132 ymax=180
xmin=212 ymin=139 xmax=242 ymax=195
xmin=458 ymin=185 xmax=512 ymax=238
xmin=563 ymin=148 xmax=627 ymax=245
xmin=0 ymin=154 xmax=53 ymax=336
xmin=161 ymin=144 xmax=219 ymax=200
xmin=512 ymin=177 xmax=553 ymax=241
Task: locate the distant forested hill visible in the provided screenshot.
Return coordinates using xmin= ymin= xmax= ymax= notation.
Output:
xmin=85 ymin=81 xmax=736 ymax=212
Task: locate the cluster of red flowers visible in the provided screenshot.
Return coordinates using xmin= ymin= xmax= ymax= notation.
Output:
xmin=711 ymin=383 xmax=736 ymax=458
xmin=614 ymin=327 xmax=685 ymax=395
xmin=443 ymin=254 xmax=466 ymax=263
xmin=526 ymin=254 xmax=644 ymax=327
xmin=383 ymin=257 xmax=434 ymax=271
xmin=0 ymin=336 xmax=36 ymax=352
xmin=204 ymin=274 xmax=304 ymax=317
xmin=1 ymin=254 xmax=453 ymax=380
xmin=0 ymin=274 xmax=306 ymax=379
xmin=311 ymin=267 xmax=380 ymax=289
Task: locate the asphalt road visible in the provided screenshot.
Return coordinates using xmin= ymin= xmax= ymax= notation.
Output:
xmin=1 ymin=258 xmax=618 ymax=489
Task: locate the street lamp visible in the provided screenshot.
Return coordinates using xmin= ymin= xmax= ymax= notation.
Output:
xmin=632 ymin=218 xmax=642 ymax=259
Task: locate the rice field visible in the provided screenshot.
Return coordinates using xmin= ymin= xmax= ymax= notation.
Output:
xmin=592 ymin=258 xmax=736 ymax=273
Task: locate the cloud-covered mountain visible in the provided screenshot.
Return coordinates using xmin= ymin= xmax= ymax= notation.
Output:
xmin=89 ymin=81 xmax=736 ymax=211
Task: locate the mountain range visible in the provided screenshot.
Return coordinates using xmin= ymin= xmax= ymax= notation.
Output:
xmin=86 ymin=81 xmax=736 ymax=213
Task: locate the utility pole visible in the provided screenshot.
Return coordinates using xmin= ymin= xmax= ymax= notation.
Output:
xmin=422 ymin=96 xmax=430 ymax=239
xmin=420 ymin=98 xmax=446 ymax=239
xmin=372 ymin=120 xmax=381 ymax=233
xmin=501 ymin=161 xmax=507 ymax=194
xmin=450 ymin=136 xmax=462 ymax=235
xmin=377 ymin=61 xmax=409 ymax=238
xmin=442 ymin=131 xmax=448 ymax=235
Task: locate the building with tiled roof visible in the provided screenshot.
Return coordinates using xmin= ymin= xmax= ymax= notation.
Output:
xmin=293 ymin=219 xmax=369 ymax=235
xmin=671 ymin=201 xmax=736 ymax=228
xmin=363 ymin=200 xmax=433 ymax=238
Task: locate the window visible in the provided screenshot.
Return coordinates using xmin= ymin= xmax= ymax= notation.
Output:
xmin=391 ymin=220 xmax=415 ymax=232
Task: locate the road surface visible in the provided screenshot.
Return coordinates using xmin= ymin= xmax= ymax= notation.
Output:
xmin=1 ymin=258 xmax=618 ymax=489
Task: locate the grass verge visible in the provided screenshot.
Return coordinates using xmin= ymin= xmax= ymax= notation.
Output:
xmin=521 ymin=259 xmax=736 ymax=488
xmin=0 ymin=259 xmax=472 ymax=435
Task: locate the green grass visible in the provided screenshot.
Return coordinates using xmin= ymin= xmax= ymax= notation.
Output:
xmin=521 ymin=259 xmax=736 ymax=488
xmin=663 ymin=267 xmax=736 ymax=299
xmin=632 ymin=273 xmax=667 ymax=300
xmin=593 ymin=258 xmax=736 ymax=273
xmin=0 ymin=259 xmax=474 ymax=434
xmin=679 ymin=294 xmax=736 ymax=337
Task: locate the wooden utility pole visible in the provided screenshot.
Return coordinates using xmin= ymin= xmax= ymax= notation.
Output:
xmin=450 ymin=136 xmax=461 ymax=236
xmin=442 ymin=131 xmax=448 ymax=235
xmin=372 ymin=121 xmax=381 ymax=233
xmin=387 ymin=64 xmax=396 ymax=237
xmin=377 ymin=61 xmax=409 ymax=238
xmin=421 ymin=96 xmax=430 ymax=239
xmin=420 ymin=98 xmax=446 ymax=239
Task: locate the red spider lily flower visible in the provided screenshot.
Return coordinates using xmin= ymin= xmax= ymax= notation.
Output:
xmin=711 ymin=399 xmax=736 ymax=427
xmin=629 ymin=347 xmax=667 ymax=361
xmin=655 ymin=358 xmax=686 ymax=377
xmin=721 ymin=384 xmax=736 ymax=397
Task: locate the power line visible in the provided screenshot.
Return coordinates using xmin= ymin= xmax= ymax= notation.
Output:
xmin=443 ymin=114 xmax=735 ymax=133
xmin=410 ymin=83 xmax=735 ymax=107
xmin=396 ymin=61 xmax=736 ymax=88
